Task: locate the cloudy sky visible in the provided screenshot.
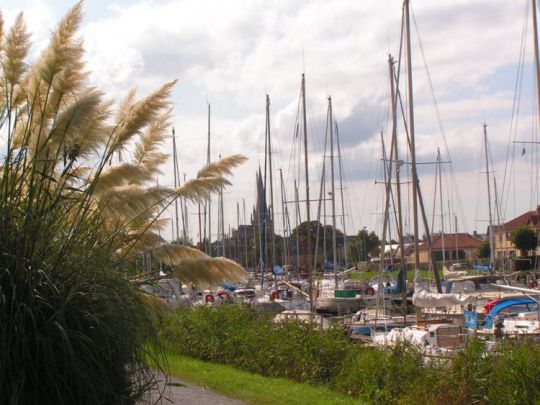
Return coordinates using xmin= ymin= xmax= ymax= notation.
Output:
xmin=2 ymin=0 xmax=539 ymax=242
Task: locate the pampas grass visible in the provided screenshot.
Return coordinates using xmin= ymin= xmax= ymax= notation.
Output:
xmin=0 ymin=3 xmax=246 ymax=404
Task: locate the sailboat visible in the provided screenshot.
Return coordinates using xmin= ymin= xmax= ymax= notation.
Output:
xmin=314 ymin=96 xmax=366 ymax=314
xmin=369 ymin=0 xmax=473 ymax=350
xmin=252 ymin=92 xmax=311 ymax=312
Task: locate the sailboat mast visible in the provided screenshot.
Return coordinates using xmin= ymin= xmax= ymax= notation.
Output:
xmin=280 ymin=169 xmax=289 ymax=268
xmin=172 ymin=127 xmax=180 ymax=242
xmin=437 ymin=148 xmax=446 ymax=265
xmin=294 ymin=180 xmax=301 ymax=279
xmin=404 ymin=0 xmax=419 ymax=270
xmin=376 ymin=131 xmax=395 ymax=313
xmin=198 ymin=202 xmax=203 ymax=249
xmin=532 ymin=0 xmax=540 ymax=127
xmin=183 ymin=173 xmax=188 ymax=241
xmin=404 ymin=0 xmax=442 ymax=293
xmin=328 ymin=97 xmax=338 ymax=288
xmin=483 ymin=123 xmax=495 ymax=274
xmin=266 ymin=95 xmax=277 ymax=270
xmin=207 ymin=103 xmax=212 ymax=255
xmin=243 ymin=198 xmax=248 ymax=269
xmin=236 ymin=202 xmax=240 ymax=263
xmin=301 ymin=74 xmax=314 ymax=309
xmin=336 ymin=123 xmax=348 ymax=270
xmin=388 ymin=54 xmax=407 ymax=315
xmin=219 ymin=161 xmax=225 ymax=257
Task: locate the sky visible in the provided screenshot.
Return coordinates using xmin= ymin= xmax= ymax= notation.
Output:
xmin=2 ymin=0 xmax=540 ymax=243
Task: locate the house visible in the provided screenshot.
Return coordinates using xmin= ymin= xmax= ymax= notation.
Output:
xmin=493 ymin=205 xmax=540 ymax=258
xmin=414 ymin=233 xmax=483 ymax=264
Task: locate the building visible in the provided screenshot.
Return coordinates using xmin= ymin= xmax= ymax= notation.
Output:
xmin=415 ymin=233 xmax=483 ymax=264
xmin=493 ymin=205 xmax=540 ymax=258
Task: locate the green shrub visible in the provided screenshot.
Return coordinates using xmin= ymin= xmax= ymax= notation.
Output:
xmin=0 ymin=4 xmax=164 ymax=403
xmin=158 ymin=305 xmax=349 ymax=384
xmin=158 ymin=305 xmax=540 ymax=404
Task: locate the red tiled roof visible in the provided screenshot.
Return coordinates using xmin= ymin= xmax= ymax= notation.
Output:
xmin=500 ymin=206 xmax=540 ymax=231
xmin=418 ymin=233 xmax=482 ymax=251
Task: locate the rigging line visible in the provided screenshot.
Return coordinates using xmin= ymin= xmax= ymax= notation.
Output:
xmin=314 ymin=103 xmax=330 ymax=267
xmin=473 ymin=129 xmax=483 ymax=231
xmin=338 ymin=143 xmax=361 ymax=238
xmin=410 ymin=4 xmax=468 ymax=234
xmin=502 ymin=0 xmax=529 ymax=216
xmin=288 ymin=90 xmax=304 ymax=208
xmin=431 ymin=151 xmax=439 ymax=232
xmin=285 ymin=83 xmax=303 ymax=186
xmin=532 ymin=94 xmax=538 ymax=209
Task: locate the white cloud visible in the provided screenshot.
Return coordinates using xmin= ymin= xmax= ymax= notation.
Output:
xmin=3 ymin=0 xmax=539 ymax=240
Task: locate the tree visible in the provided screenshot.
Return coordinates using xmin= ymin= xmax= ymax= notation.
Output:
xmin=348 ymin=229 xmax=380 ymax=262
xmin=290 ymin=221 xmax=344 ymax=261
xmin=478 ymin=240 xmax=490 ymax=258
xmin=0 ymin=4 xmax=246 ymax=403
xmin=510 ymin=226 xmax=538 ymax=256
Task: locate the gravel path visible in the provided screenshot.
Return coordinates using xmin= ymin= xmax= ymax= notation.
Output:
xmin=139 ymin=373 xmax=248 ymax=405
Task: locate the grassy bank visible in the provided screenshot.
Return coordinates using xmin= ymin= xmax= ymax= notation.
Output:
xmin=163 ymin=352 xmax=362 ymax=405
xmin=157 ymin=305 xmax=540 ymax=404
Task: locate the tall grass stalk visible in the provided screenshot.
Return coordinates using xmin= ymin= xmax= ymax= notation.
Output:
xmin=0 ymin=3 xmax=246 ymax=403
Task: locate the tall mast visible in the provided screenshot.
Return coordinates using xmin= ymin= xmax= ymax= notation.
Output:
xmin=493 ymin=178 xmax=506 ymax=272
xmin=206 ymin=103 xmax=212 ymax=255
xmin=294 ymin=180 xmax=301 ymax=279
xmin=532 ymin=0 xmax=540 ymax=127
xmin=266 ymin=95 xmax=277 ymax=269
xmin=483 ymin=123 xmax=495 ymax=274
xmin=256 ymin=169 xmax=266 ymax=290
xmin=376 ymin=131 xmax=395 ymax=314
xmin=198 ymin=202 xmax=203 ymax=249
xmin=336 ymin=123 xmax=348 ymax=270
xmin=236 ymin=202 xmax=240 ymax=264
xmin=243 ymin=198 xmax=248 ymax=269
xmin=437 ymin=148 xmax=446 ymax=265
xmin=404 ymin=0 xmax=441 ymax=293
xmin=219 ymin=154 xmax=225 ymax=257
xmin=328 ymin=96 xmax=338 ymax=288
xmin=280 ymin=169 xmax=290 ymax=268
xmin=389 ymin=54 xmax=407 ymax=316
xmin=314 ymin=106 xmax=329 ymax=274
xmin=183 ymin=173 xmax=188 ymax=242
xmin=404 ymin=0 xmax=419 ymax=270
xmin=172 ymin=127 xmax=180 ymax=242
xmin=301 ymin=74 xmax=313 ymax=309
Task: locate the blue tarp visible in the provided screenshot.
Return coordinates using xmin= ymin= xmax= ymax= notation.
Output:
xmin=472 ymin=265 xmax=490 ymax=272
xmin=385 ymin=266 xmax=405 ymax=295
xmin=482 ymin=297 xmax=538 ymax=329
xmin=272 ymin=265 xmax=284 ymax=275
xmin=222 ymin=283 xmax=236 ymax=291
xmin=464 ymin=311 xmax=478 ymax=328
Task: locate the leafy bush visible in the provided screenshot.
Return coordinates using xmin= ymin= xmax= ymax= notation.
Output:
xmin=159 ymin=305 xmax=540 ymax=404
xmin=158 ymin=305 xmax=348 ymax=384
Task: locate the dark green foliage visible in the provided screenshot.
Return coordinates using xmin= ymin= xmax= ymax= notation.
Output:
xmin=348 ymin=229 xmax=380 ymax=262
xmin=158 ymin=305 xmax=349 ymax=384
xmin=158 ymin=305 xmax=540 ymax=405
xmin=510 ymin=226 xmax=538 ymax=256
xmin=0 ymin=192 xmax=159 ymax=404
xmin=478 ymin=240 xmax=490 ymax=258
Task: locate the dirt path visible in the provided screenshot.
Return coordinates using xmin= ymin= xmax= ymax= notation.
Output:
xmin=139 ymin=373 xmax=248 ymax=405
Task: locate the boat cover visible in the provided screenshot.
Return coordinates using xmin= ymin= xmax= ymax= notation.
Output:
xmin=482 ymin=297 xmax=538 ymax=329
xmin=412 ymin=269 xmax=476 ymax=308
